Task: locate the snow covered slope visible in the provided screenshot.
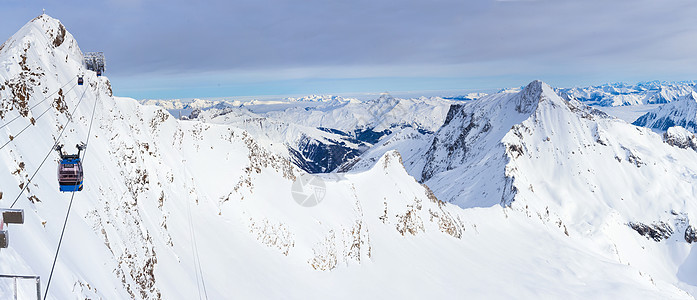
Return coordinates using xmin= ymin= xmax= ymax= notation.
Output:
xmin=2 ymin=14 xmax=697 ymax=300
xmin=633 ymin=92 xmax=697 ymax=132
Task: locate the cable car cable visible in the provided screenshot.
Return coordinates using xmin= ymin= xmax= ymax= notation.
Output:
xmin=82 ymin=92 xmax=99 ymax=157
xmin=0 ymin=82 xmax=80 ymax=151
xmin=0 ymin=78 xmax=75 ymax=130
xmin=0 ymin=105 xmax=52 ymax=151
xmin=187 ymin=197 xmax=208 ymax=300
xmin=188 ymin=202 xmax=202 ymax=300
xmin=9 ymin=87 xmax=88 ymax=209
xmin=0 ymin=78 xmax=76 ymax=131
xmin=43 ymin=83 xmax=100 ymax=300
xmin=42 ymin=191 xmax=76 ymax=300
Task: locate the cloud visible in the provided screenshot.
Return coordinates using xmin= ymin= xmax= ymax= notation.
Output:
xmin=1 ymin=0 xmax=696 ymax=98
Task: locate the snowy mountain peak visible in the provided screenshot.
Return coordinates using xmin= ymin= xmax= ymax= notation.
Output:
xmin=0 ymin=13 xmax=98 ymax=121
xmin=666 ymin=91 xmax=697 ymax=105
xmin=377 ymin=92 xmax=393 ymax=99
xmin=419 ymin=80 xmax=553 ymax=192
xmin=513 ymin=80 xmax=564 ymax=114
xmin=376 ymin=150 xmax=405 ymax=173
xmin=29 ymin=14 xmax=66 ymax=40
xmin=633 ymin=90 xmax=697 ymax=133
xmin=1 ymin=14 xmax=79 ymax=58
xmin=369 ymin=92 xmax=397 ymax=106
xmin=684 ymin=91 xmax=697 ymax=102
xmin=1 ymin=13 xmax=86 ymax=81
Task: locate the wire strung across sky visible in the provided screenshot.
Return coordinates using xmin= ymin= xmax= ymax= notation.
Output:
xmin=0 ymin=78 xmax=75 ymax=131
xmin=43 ymin=80 xmax=101 ymax=300
xmin=9 ymin=84 xmax=88 ymax=209
xmin=0 ymin=80 xmax=78 ymax=151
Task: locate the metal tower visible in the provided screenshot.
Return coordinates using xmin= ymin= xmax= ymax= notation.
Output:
xmin=83 ymin=52 xmax=106 ymax=74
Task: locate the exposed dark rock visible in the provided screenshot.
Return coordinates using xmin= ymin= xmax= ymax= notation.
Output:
xmin=288 ymin=135 xmax=363 ymax=173
xmin=354 ymin=128 xmax=391 ymax=144
xmin=632 ymin=112 xmax=656 ymax=128
xmin=421 ymin=109 xmax=492 ymax=182
xmin=443 ymin=104 xmax=465 ymax=126
xmin=663 ymin=127 xmax=697 ymax=151
xmin=187 ymin=108 xmax=201 ymax=119
xmin=515 ymin=80 xmax=544 ymax=114
xmin=500 ymin=175 xmax=517 ymax=207
xmin=507 ymin=144 xmax=524 ymax=158
xmin=638 ymin=116 xmax=697 ymax=132
xmin=628 ymin=221 xmax=673 ymax=242
xmin=686 ymin=225 xmax=697 ymax=243
xmin=52 ymin=23 xmax=66 ymax=47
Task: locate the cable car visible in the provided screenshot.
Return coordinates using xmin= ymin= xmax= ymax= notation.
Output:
xmin=78 ymin=75 xmax=84 ymax=86
xmin=55 ymin=143 xmax=86 ymax=192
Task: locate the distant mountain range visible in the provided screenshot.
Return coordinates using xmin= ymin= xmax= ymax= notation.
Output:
xmin=143 ymin=81 xmax=697 ymax=112
xmin=184 ymin=93 xmax=454 ymax=173
xmin=558 ymin=81 xmax=697 ymax=106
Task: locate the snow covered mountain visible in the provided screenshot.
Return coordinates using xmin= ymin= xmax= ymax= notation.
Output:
xmin=181 ymin=93 xmax=454 ymax=173
xmin=558 ymin=81 xmax=697 ymax=106
xmin=367 ymin=79 xmax=697 ymax=219
xmin=633 ymin=92 xmax=697 ymax=132
xmin=2 ymin=14 xmax=697 ymax=300
xmin=345 ymin=80 xmax=697 ymax=296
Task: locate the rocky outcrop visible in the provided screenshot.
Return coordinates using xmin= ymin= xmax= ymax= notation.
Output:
xmin=663 ymin=126 xmax=697 ymax=151
xmin=628 ymin=222 xmax=674 ymax=242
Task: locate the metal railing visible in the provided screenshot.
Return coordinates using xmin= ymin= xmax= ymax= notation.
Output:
xmin=0 ymin=274 xmax=40 ymax=300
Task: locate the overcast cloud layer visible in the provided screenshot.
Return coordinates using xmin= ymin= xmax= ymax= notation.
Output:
xmin=2 ymin=0 xmax=697 ymax=99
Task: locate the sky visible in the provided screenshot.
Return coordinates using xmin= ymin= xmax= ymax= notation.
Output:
xmin=1 ymin=0 xmax=697 ymax=99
